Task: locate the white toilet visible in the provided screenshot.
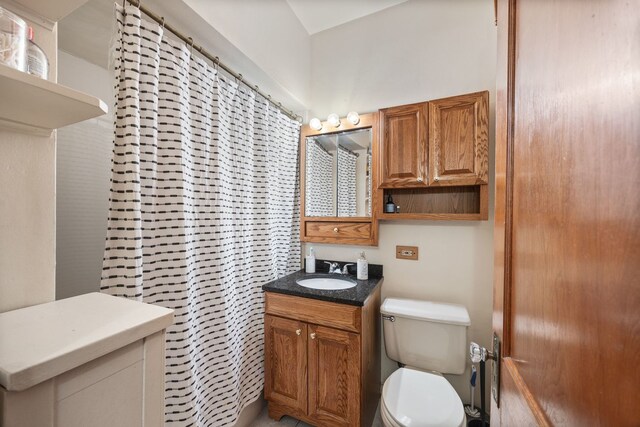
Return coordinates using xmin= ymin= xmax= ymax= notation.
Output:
xmin=380 ymin=298 xmax=471 ymax=427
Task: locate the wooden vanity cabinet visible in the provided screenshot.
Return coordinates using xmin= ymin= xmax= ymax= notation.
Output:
xmin=264 ymin=315 xmax=308 ymax=415
xmin=264 ymin=288 xmax=381 ymax=427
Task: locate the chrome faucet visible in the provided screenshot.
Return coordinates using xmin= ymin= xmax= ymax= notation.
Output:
xmin=324 ymin=261 xmax=355 ymax=275
xmin=324 ymin=261 xmax=341 ymax=274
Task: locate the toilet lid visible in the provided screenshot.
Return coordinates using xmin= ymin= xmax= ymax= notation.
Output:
xmin=382 ymin=368 xmax=465 ymax=427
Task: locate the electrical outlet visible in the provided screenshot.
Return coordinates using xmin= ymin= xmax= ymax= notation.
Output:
xmin=396 ymin=245 xmax=418 ymax=260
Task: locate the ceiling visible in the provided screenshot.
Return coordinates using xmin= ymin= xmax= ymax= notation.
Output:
xmin=285 ymin=0 xmax=409 ymax=35
xmin=58 ymin=0 xmax=412 ymax=112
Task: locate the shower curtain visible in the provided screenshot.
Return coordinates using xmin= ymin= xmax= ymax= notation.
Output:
xmin=101 ymin=5 xmax=301 ymax=426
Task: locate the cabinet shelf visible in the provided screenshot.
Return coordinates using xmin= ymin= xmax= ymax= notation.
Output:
xmin=378 ymin=185 xmax=488 ymax=221
xmin=379 ymin=212 xmax=485 ymax=221
xmin=0 ymin=64 xmax=108 ymax=133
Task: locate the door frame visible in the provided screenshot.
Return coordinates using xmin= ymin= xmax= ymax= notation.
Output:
xmin=492 ymin=0 xmax=550 ymax=424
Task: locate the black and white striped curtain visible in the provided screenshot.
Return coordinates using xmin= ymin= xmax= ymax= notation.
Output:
xmin=337 ymin=145 xmax=357 ymax=217
xmin=101 ymin=5 xmax=300 ymax=426
xmin=305 ymin=139 xmax=334 ymax=216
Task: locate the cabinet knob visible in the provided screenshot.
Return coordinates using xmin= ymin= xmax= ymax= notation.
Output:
xmin=333 ymin=227 xmax=339 ymax=233
xmin=417 ymin=176 xmax=423 ymax=182
xmin=296 ymin=329 xmax=301 ymax=336
xmin=310 ymin=333 xmax=316 ymax=340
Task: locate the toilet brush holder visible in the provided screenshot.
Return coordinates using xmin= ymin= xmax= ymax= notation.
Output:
xmin=469 ymin=343 xmax=493 ymax=427
xmin=464 ymin=364 xmax=480 ymax=419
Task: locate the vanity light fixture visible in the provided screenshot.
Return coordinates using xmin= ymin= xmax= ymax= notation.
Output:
xmin=309 ymin=117 xmax=323 ymax=131
xmin=347 ymin=111 xmax=360 ymax=125
xmin=327 ymin=113 xmax=341 ymax=128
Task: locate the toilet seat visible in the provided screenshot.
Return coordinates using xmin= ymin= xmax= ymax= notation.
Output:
xmin=381 ymin=368 xmax=466 ymax=427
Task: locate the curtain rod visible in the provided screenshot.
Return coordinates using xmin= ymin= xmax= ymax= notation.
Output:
xmin=123 ymin=0 xmax=303 ymax=123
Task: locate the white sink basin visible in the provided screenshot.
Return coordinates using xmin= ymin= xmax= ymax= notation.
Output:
xmin=296 ymin=276 xmax=356 ymax=291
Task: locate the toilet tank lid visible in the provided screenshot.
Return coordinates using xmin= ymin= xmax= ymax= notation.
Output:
xmin=381 ymin=298 xmax=471 ymax=326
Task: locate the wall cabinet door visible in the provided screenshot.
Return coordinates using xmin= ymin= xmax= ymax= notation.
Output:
xmin=379 ymin=103 xmax=428 ymax=188
xmin=428 ymin=91 xmax=489 ymax=185
xmin=264 ymin=315 xmax=308 ymax=416
xmin=307 ymin=324 xmax=361 ymax=426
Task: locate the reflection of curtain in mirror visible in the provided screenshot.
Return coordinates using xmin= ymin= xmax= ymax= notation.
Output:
xmin=306 ymin=140 xmax=334 ymax=216
xmin=337 ymin=146 xmax=357 ymax=217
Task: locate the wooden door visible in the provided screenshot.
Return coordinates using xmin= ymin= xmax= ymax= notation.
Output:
xmin=493 ymin=0 xmax=639 ymax=426
xmin=428 ymin=91 xmax=489 ymax=186
xmin=378 ymin=102 xmax=428 ymax=188
xmin=264 ymin=315 xmax=308 ymax=417
xmin=308 ymin=325 xmax=361 ymax=426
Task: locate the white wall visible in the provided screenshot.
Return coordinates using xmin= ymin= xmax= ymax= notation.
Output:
xmin=0 ymin=131 xmax=56 ymax=312
xmin=184 ymin=0 xmax=311 ymax=108
xmin=309 ymin=0 xmax=495 ymax=118
xmin=307 ymin=0 xmax=497 ymax=406
xmin=0 ymin=11 xmax=58 ymax=313
xmin=55 ymin=51 xmax=113 ymax=299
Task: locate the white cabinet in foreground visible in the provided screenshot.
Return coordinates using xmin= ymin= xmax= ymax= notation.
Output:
xmin=0 ymin=292 xmax=174 ymax=427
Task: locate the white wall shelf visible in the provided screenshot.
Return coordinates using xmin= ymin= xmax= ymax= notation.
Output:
xmin=0 ymin=64 xmax=108 ymax=133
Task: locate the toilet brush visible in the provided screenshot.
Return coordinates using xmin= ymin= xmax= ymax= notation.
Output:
xmin=465 ymin=365 xmax=480 ymax=418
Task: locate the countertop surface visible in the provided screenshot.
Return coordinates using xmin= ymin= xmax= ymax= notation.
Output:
xmin=262 ymin=268 xmax=383 ymax=306
xmin=0 ymin=292 xmax=174 ymax=391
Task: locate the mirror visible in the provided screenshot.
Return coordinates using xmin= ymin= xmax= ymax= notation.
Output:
xmin=305 ymin=128 xmax=372 ymax=217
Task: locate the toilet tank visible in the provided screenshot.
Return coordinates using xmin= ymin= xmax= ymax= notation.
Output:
xmin=381 ymin=298 xmax=470 ymax=375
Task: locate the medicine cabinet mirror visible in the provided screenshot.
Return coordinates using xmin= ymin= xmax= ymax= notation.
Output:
xmin=300 ymin=113 xmax=379 ymax=246
xmin=304 ymin=128 xmax=372 ymax=217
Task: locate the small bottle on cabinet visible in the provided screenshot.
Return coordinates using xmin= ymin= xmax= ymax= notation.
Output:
xmin=384 ymin=193 xmax=395 ymax=213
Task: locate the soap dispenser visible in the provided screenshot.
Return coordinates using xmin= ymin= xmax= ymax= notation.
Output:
xmin=357 ymin=251 xmax=368 ymax=280
xmin=306 ymin=247 xmax=316 ymax=273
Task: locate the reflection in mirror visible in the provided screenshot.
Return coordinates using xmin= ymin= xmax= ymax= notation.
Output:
xmin=305 ymin=136 xmax=336 ymax=216
xmin=305 ymin=128 xmax=372 ymax=217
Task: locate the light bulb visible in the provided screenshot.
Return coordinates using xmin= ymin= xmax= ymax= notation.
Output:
xmin=347 ymin=111 xmax=360 ymax=125
xmin=327 ymin=113 xmax=341 ymax=128
xmin=309 ymin=117 xmax=323 ymax=131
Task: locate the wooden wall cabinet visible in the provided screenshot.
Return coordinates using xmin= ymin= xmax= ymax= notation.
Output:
xmin=428 ymin=91 xmax=489 ymax=186
xmin=264 ymin=289 xmax=381 ymax=427
xmin=376 ymin=91 xmax=490 ymax=221
xmin=378 ymin=102 xmax=428 ymax=188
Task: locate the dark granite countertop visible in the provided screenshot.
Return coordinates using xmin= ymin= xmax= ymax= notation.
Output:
xmin=262 ymin=260 xmax=383 ymax=307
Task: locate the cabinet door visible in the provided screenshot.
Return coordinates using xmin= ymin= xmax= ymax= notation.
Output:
xmin=308 ymin=325 xmax=361 ymax=426
xmin=379 ymin=103 xmax=428 ymax=188
xmin=264 ymin=315 xmax=308 ymax=416
xmin=428 ymin=91 xmax=489 ymax=185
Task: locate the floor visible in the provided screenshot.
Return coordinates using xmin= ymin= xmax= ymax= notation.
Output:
xmin=249 ymin=404 xmax=384 ymax=427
